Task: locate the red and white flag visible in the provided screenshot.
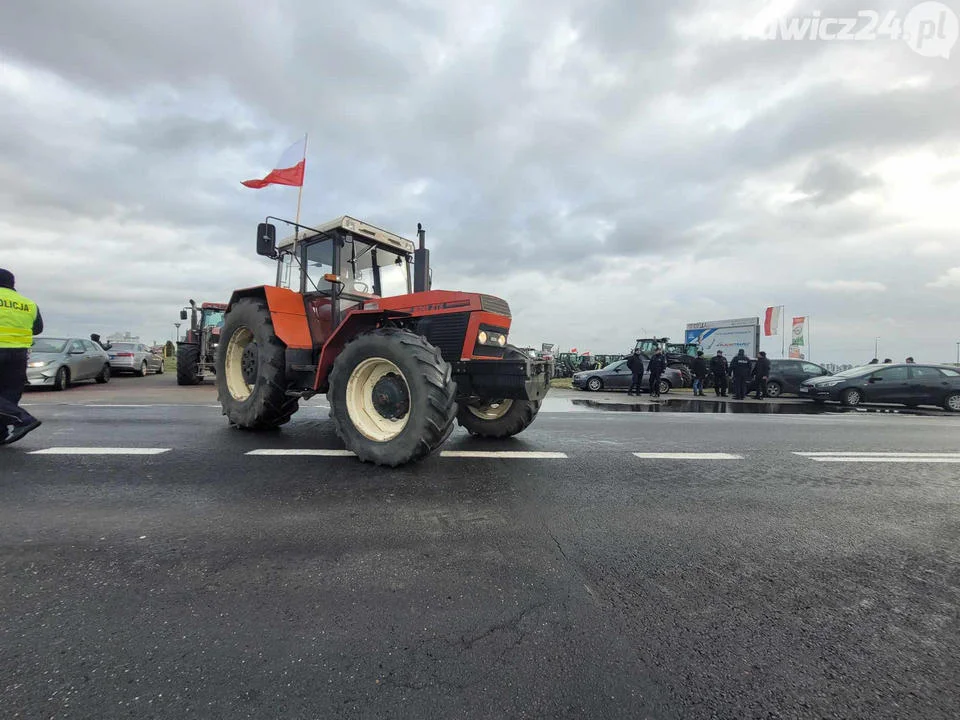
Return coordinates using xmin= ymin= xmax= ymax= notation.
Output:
xmin=241 ymin=136 xmax=306 ymax=189
xmin=763 ymin=306 xmax=781 ymax=336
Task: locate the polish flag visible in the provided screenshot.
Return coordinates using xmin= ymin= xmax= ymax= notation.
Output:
xmin=571 ymin=347 xmax=578 ymax=353
xmin=241 ymin=136 xmax=306 ymax=189
xmin=763 ymin=306 xmax=781 ymax=336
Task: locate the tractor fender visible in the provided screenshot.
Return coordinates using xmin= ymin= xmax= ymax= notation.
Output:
xmin=313 ymin=308 xmax=411 ymax=392
xmin=227 ymin=285 xmax=312 ymax=350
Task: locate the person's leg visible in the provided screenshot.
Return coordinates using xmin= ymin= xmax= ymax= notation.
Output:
xmin=713 ymin=375 xmax=721 ymax=396
xmin=0 ymin=349 xmax=37 ymax=431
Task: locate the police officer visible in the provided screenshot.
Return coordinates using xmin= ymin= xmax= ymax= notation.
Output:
xmin=647 ymin=348 xmax=667 ymax=399
xmin=626 ymin=348 xmax=645 ymax=396
xmin=691 ymin=350 xmax=708 ymax=396
xmin=710 ymin=350 xmax=728 ymax=397
xmin=0 ymin=269 xmax=43 ymax=445
xmin=729 ymin=348 xmax=752 ymax=400
xmin=752 ymin=350 xmax=771 ymax=400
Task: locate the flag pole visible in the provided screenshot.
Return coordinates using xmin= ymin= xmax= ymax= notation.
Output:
xmin=781 ymin=306 xmax=785 ymax=358
xmin=807 ymin=315 xmax=811 ymax=362
xmin=293 ymin=133 xmax=308 ymax=249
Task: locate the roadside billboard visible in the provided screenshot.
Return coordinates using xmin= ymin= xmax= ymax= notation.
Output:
xmin=685 ymin=317 xmax=760 ymax=356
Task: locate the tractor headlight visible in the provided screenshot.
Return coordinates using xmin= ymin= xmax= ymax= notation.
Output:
xmin=477 ymin=329 xmax=508 ymax=347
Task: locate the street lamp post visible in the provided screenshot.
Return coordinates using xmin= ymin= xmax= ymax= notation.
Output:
xmin=956 ymin=340 xmax=959 ymax=366
xmin=174 ymin=322 xmax=181 ymax=344
xmin=874 ymin=337 xmax=879 ymax=359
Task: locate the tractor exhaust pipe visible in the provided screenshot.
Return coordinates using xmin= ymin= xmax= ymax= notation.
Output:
xmin=413 ymin=222 xmax=431 ymax=293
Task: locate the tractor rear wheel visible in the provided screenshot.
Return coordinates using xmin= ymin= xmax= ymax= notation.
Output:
xmin=328 ymin=328 xmax=457 ymax=466
xmin=177 ymin=344 xmax=202 ymax=385
xmin=216 ymin=298 xmax=300 ymax=430
xmin=456 ymin=345 xmax=541 ymax=438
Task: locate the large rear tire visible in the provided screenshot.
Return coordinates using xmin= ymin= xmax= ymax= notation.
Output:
xmin=216 ymin=298 xmax=300 ymax=430
xmin=177 ymin=344 xmax=202 ymax=386
xmin=328 ymin=328 xmax=457 ymax=466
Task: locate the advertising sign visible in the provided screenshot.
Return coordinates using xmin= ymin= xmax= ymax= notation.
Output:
xmin=685 ymin=317 xmax=760 ymax=356
xmin=792 ymin=317 xmax=806 ymax=346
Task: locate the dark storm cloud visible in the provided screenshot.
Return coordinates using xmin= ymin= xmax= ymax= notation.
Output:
xmin=796 ymin=158 xmax=881 ymax=206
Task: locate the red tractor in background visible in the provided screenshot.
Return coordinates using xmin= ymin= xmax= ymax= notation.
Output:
xmin=177 ymin=300 xmax=227 ymax=385
xmin=215 ymin=215 xmax=552 ymax=466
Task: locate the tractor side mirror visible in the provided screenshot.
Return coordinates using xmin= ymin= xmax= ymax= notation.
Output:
xmin=180 ymin=310 xmax=188 ymax=321
xmin=257 ymin=223 xmax=277 ymax=257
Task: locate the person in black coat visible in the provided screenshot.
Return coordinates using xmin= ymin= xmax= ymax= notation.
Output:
xmin=729 ymin=348 xmax=752 ymax=400
xmin=647 ymin=349 xmax=667 ymax=398
xmin=752 ymin=350 xmax=771 ymax=399
xmin=710 ymin=351 xmax=728 ymax=396
xmin=691 ymin=351 xmax=708 ymax=396
xmin=626 ymin=349 xmax=645 ymax=396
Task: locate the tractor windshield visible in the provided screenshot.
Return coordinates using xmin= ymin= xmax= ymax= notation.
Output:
xmin=342 ymin=238 xmax=410 ymax=298
xmin=203 ymin=309 xmax=225 ymax=328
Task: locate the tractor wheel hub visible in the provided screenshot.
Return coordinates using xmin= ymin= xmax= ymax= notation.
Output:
xmin=371 ymin=373 xmax=410 ymax=420
xmin=240 ymin=343 xmax=258 ymax=385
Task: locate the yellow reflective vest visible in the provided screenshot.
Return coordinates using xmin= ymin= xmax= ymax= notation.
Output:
xmin=0 ymin=287 xmax=38 ymax=348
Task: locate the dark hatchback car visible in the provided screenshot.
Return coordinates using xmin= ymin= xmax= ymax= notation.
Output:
xmin=747 ymin=359 xmax=830 ymax=397
xmin=799 ymin=363 xmax=960 ymax=411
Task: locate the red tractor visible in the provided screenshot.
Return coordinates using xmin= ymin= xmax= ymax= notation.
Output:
xmin=215 ymin=215 xmax=552 ymax=466
xmin=177 ymin=300 xmax=227 ymax=385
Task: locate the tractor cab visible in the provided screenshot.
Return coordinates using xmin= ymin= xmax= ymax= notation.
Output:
xmin=267 ymin=216 xmax=418 ymax=324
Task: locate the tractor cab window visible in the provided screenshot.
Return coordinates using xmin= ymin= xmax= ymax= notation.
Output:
xmin=203 ymin=309 xmax=225 ymax=328
xmin=341 ymin=238 xmax=410 ymax=299
xmin=302 ymin=237 xmax=335 ymax=293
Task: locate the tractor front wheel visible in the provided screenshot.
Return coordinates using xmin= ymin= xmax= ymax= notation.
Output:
xmin=457 ymin=345 xmax=542 ymax=438
xmin=457 ymin=398 xmax=541 ymax=438
xmin=216 ymin=298 xmax=300 ymax=430
xmin=328 ymin=328 xmax=457 ymax=466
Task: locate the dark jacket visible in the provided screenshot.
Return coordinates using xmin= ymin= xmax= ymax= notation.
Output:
xmin=730 ymin=354 xmax=752 ymax=378
xmin=626 ymin=353 xmax=644 ymax=374
xmin=710 ymin=355 xmax=728 ymax=376
xmin=647 ymin=353 xmax=667 ymax=375
xmin=753 ymin=356 xmax=771 ymax=379
xmin=692 ymin=356 xmax=708 ymax=380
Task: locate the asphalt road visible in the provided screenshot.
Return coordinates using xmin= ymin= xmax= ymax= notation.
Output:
xmin=2 ymin=375 xmax=959 ymax=719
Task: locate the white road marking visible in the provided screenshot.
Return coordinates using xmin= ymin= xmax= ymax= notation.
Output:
xmin=794 ymin=452 xmax=960 ymax=457
xmin=439 ymin=451 xmax=568 ymax=459
xmin=632 ymin=452 xmax=743 ymax=460
xmin=794 ymin=451 xmax=960 ymax=463
xmin=29 ymin=447 xmax=171 ymax=455
xmin=246 ymin=449 xmax=356 ymax=456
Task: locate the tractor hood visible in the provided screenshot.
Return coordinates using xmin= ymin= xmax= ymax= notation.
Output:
xmin=372 ymin=290 xmax=511 ymax=319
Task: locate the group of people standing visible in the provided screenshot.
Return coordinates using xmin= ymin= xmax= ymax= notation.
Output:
xmin=626 ymin=348 xmax=668 ymax=398
xmin=692 ymin=348 xmax=772 ymax=400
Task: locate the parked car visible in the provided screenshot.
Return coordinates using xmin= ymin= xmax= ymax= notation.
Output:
xmin=747 ymin=359 xmax=831 ymax=397
xmin=573 ymin=358 xmax=683 ymax=395
xmin=25 ymin=337 xmax=111 ymax=390
xmin=799 ymin=363 xmax=960 ymax=411
xmin=107 ymin=342 xmax=165 ymax=376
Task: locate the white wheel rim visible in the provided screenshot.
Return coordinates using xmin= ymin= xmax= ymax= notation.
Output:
xmin=346 ymin=357 xmax=411 ymax=442
xmin=948 ymin=395 xmax=960 ymax=411
xmin=224 ymin=326 xmax=255 ymax=401
xmin=846 ymin=390 xmax=860 ymax=405
xmin=768 ymin=383 xmax=780 ymax=396
xmin=589 ymin=379 xmax=600 ymax=390
xmin=468 ymin=399 xmax=513 ymax=420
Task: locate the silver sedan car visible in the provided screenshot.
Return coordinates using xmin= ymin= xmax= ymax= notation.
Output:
xmin=107 ymin=342 xmax=165 ymax=376
xmin=26 ymin=337 xmax=111 ymax=390
xmin=572 ymin=358 xmax=684 ymax=394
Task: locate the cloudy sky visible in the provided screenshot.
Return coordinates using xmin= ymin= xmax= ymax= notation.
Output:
xmin=1 ymin=0 xmax=958 ymax=364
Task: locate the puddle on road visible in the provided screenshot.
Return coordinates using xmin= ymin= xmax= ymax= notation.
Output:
xmin=541 ymin=397 xmax=940 ymax=416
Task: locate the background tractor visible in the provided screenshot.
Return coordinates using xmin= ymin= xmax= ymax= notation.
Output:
xmin=215 ymin=215 xmax=552 ymax=466
xmin=634 ymin=337 xmax=700 ymax=387
xmin=177 ymin=300 xmax=227 ymax=385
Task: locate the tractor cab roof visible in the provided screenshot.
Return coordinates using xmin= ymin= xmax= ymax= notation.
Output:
xmin=278 ymin=215 xmax=416 ymax=255
xmin=201 ymin=303 xmax=227 ymax=310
